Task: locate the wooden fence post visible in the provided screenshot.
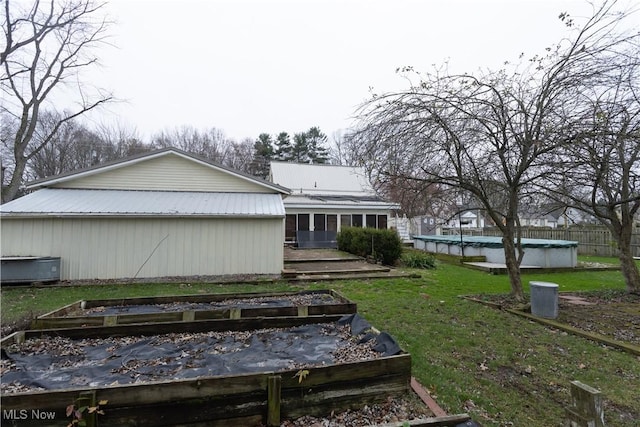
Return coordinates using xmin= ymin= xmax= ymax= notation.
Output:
xmin=78 ymin=390 xmax=97 ymax=427
xmin=564 ymin=381 xmax=605 ymax=427
xmin=267 ymin=375 xmax=282 ymax=427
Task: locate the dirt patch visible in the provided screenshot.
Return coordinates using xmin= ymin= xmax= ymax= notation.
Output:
xmin=470 ymin=290 xmax=640 ymax=346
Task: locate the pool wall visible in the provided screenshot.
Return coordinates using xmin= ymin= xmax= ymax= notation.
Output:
xmin=414 ymin=235 xmax=578 ymax=268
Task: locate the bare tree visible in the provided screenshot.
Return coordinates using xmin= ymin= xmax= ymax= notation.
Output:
xmin=151 ymin=126 xmax=256 ymax=173
xmin=351 ymin=1 xmax=638 ymax=300
xmin=1 ymin=0 xmax=113 ymax=202
xmin=93 ymin=121 xmax=146 ymax=159
xmin=543 ymin=59 xmax=640 ymax=293
xmin=329 ymin=130 xmax=361 ymax=166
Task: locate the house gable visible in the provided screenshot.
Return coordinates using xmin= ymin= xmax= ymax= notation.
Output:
xmin=29 ymin=150 xmax=288 ymax=194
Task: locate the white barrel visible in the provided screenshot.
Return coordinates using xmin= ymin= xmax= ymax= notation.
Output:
xmin=529 ymin=281 xmax=559 ymax=319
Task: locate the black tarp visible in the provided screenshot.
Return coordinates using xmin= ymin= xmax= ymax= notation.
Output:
xmin=1 ymin=315 xmax=401 ymax=392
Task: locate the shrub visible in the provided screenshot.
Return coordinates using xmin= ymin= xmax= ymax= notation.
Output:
xmin=337 ymin=227 xmax=403 ymax=265
xmin=401 ymin=250 xmax=437 ymax=269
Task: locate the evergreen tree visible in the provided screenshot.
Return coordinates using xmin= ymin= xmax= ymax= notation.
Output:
xmin=275 ymin=132 xmax=293 ymax=161
xmin=305 ymin=126 xmax=330 ymax=164
xmin=250 ymin=133 xmax=274 ymax=177
xmin=291 ymin=132 xmax=310 ymax=163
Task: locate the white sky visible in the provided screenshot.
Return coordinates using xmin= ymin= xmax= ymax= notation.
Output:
xmin=78 ymin=0 xmax=630 ymax=142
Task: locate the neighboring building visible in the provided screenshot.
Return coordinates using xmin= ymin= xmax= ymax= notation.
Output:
xmin=268 ymin=161 xmax=399 ymax=248
xmin=445 ymin=210 xmax=485 ymax=229
xmin=0 ymin=148 xmax=290 ymax=281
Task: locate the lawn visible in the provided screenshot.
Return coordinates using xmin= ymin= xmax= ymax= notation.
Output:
xmin=1 ymin=258 xmax=638 ymax=427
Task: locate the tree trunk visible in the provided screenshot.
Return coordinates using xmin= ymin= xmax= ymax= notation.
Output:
xmin=618 ymin=248 xmax=640 ymax=294
xmin=614 ymin=222 xmax=640 ymax=294
xmin=501 ymin=230 xmax=525 ymax=301
xmin=1 ymin=155 xmax=27 ymax=203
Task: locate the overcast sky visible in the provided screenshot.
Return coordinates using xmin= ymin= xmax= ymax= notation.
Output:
xmin=80 ymin=0 xmax=633 ymax=142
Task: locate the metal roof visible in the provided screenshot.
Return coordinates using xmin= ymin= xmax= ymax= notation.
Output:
xmin=0 ymin=189 xmax=285 ymax=217
xmin=283 ymin=194 xmax=399 ymax=211
xmin=270 ymin=162 xmax=375 ymax=196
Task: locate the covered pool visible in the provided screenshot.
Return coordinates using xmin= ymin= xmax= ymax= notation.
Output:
xmin=413 ymin=235 xmax=578 ymax=268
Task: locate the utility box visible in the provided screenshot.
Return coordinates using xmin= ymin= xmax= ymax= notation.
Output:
xmin=530 ymin=281 xmax=559 ymax=319
xmin=1 ymin=257 xmax=61 ymax=284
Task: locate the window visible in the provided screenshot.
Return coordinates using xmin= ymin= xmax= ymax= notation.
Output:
xmin=352 ymin=214 xmax=363 ymax=227
xmin=377 ymin=215 xmax=387 ymax=229
xmin=298 ymin=214 xmax=310 ymax=231
xmin=366 ymin=214 xmax=376 ymax=228
xmin=285 ymin=214 xmax=297 ymax=241
xmin=327 ymin=215 xmax=338 ymax=232
xmin=314 ymin=214 xmax=326 ymax=231
xmin=341 ymin=215 xmax=352 ymax=228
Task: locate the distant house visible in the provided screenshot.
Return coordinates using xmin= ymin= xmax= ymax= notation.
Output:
xmin=268 ymin=162 xmax=399 ymax=248
xmin=446 ymin=210 xmax=486 ymax=229
xmin=1 ymin=148 xmax=290 ymax=281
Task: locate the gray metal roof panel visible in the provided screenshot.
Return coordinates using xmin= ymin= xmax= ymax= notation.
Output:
xmin=283 ymin=195 xmax=399 ymax=210
xmin=0 ymin=189 xmax=285 ymax=217
xmin=270 ymin=162 xmax=375 ymax=196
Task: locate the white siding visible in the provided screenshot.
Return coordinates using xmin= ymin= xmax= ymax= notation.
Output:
xmin=1 ymin=217 xmax=284 ymax=280
xmin=55 ymin=154 xmax=273 ymax=193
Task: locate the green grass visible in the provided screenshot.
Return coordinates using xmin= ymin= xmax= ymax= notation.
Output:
xmin=1 ymin=256 xmax=638 ymax=426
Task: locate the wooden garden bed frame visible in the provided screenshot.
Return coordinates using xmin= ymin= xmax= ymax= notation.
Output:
xmin=32 ymin=289 xmax=356 ymax=329
xmin=2 ymin=315 xmax=414 ymax=426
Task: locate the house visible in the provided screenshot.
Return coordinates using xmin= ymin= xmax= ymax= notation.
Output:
xmin=268 ymin=161 xmax=399 ymax=248
xmin=446 ymin=210 xmax=485 ymax=229
xmin=0 ymin=148 xmax=290 ymax=281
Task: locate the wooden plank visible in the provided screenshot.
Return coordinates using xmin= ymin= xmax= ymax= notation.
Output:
xmin=280 ymin=354 xmax=411 ymax=388
xmin=103 ymin=315 xmax=118 ymax=326
xmin=411 ymin=377 xmax=448 ymax=417
xmin=18 ymin=315 xmax=346 ymax=341
xmin=0 ymin=373 xmax=270 ymax=410
xmin=116 ymin=312 xmax=183 ymax=324
xmin=240 ymin=307 xmax=297 ymax=318
xmin=281 ymin=376 xmax=409 ymax=420
xmin=80 ymin=290 xmax=307 ymax=308
xmin=33 ymin=303 xmax=356 ymax=328
xmin=33 ymin=290 xmax=356 ymax=329
xmin=267 ymin=375 xmax=282 ymax=426
xmin=308 ymin=303 xmax=357 ymax=315
xmin=505 ymin=309 xmax=640 ymax=356
xmin=32 ymin=316 xmax=105 ymax=329
xmin=99 ymin=391 xmax=267 ymax=426
xmin=565 ymin=381 xmax=605 ymax=427
xmin=1 ymin=355 xmax=410 ymax=409
xmin=378 ymin=414 xmax=472 ymax=426
xmin=36 ymin=300 xmax=83 ymax=319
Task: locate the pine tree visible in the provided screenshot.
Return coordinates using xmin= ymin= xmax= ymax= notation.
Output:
xmin=275 ymin=132 xmax=293 ymax=161
xmin=250 ymin=133 xmax=274 ymax=177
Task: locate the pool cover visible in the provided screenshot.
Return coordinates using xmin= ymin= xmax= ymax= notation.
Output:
xmin=1 ymin=314 xmax=400 ymax=393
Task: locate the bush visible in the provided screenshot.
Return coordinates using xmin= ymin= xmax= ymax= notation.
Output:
xmin=337 ymin=227 xmax=403 ymax=265
xmin=401 ymin=250 xmax=437 ymax=269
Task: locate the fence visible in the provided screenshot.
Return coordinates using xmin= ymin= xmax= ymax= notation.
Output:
xmin=441 ymin=227 xmax=640 ymax=257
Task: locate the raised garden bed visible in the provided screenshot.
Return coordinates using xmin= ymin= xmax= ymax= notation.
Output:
xmin=32 ymin=289 xmax=356 ymax=329
xmin=1 ymin=313 xmax=421 ymax=426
